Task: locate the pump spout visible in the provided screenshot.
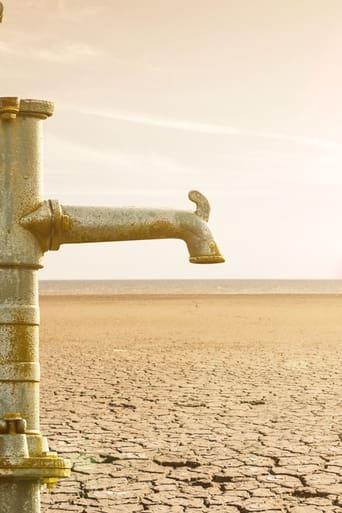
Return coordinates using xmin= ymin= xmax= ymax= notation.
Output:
xmin=21 ymin=191 xmax=225 ymax=264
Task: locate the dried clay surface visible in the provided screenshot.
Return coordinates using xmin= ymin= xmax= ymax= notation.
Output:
xmin=39 ymin=294 xmax=342 ymax=513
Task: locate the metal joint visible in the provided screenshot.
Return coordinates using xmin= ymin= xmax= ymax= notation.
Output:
xmin=0 ymin=97 xmax=54 ymax=121
xmin=0 ymin=414 xmax=27 ymax=435
xmin=0 ymin=97 xmax=20 ymax=120
xmin=49 ymin=199 xmax=70 ymax=250
xmin=20 ymin=200 xmax=70 ymax=252
xmin=0 ymin=414 xmax=70 ymax=487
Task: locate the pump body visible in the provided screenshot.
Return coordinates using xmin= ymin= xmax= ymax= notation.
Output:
xmin=0 ymin=99 xmax=70 ymax=513
xmin=0 ymin=96 xmax=224 ymax=513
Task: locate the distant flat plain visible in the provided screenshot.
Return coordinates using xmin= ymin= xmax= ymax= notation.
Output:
xmin=40 ymin=279 xmax=342 ymax=295
xmin=40 ymin=282 xmax=342 ymax=513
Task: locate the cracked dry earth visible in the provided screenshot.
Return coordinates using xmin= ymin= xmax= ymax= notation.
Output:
xmin=39 ymin=294 xmax=342 ymax=513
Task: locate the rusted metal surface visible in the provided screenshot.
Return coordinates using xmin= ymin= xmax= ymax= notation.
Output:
xmin=21 ymin=192 xmax=225 ymax=264
xmin=0 ymin=98 xmax=70 ymax=512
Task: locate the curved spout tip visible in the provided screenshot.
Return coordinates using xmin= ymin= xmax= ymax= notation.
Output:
xmin=189 ymin=240 xmax=226 ymax=264
xmin=189 ymin=254 xmax=225 ymax=264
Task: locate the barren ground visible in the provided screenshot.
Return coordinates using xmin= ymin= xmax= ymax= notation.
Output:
xmin=40 ymin=294 xmax=342 ymax=513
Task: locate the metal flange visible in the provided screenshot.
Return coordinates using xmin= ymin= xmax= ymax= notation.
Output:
xmin=0 ymin=414 xmax=71 ymax=489
xmin=0 ymin=453 xmax=71 ymax=481
xmin=0 ymin=97 xmax=54 ymax=120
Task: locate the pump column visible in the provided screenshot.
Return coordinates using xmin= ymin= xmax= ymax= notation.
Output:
xmin=0 ymin=98 xmax=69 ymax=513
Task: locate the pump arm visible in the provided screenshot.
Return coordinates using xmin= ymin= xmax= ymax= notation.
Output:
xmin=21 ymin=191 xmax=225 ymax=264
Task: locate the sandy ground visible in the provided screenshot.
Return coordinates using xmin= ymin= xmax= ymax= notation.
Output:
xmin=39 ymin=294 xmax=342 ymax=513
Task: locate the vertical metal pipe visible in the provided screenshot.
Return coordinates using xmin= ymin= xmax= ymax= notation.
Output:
xmin=0 ymin=99 xmax=53 ymax=512
xmin=0 ymin=481 xmax=41 ymax=513
xmin=0 ymin=269 xmax=40 ymax=430
xmin=0 ymin=102 xmax=48 ymax=430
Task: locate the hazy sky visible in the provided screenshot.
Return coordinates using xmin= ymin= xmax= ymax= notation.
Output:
xmin=2 ymin=1 xmax=342 ymax=279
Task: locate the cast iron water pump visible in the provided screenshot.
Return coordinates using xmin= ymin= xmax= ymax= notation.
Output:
xmin=0 ymin=5 xmax=225 ymax=512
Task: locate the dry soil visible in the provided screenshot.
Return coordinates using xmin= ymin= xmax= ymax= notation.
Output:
xmin=40 ymin=294 xmax=342 ymax=513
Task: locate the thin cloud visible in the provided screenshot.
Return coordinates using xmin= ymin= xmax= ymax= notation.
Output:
xmin=79 ymin=107 xmax=342 ymax=152
xmin=0 ymin=41 xmax=99 ymax=62
xmin=79 ymin=107 xmax=241 ymax=136
xmin=34 ymin=44 xmax=99 ymax=62
xmin=46 ymin=133 xmax=194 ymax=179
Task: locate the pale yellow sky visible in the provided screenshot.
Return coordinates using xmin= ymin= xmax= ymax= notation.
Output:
xmin=2 ymin=1 xmax=342 ymax=278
